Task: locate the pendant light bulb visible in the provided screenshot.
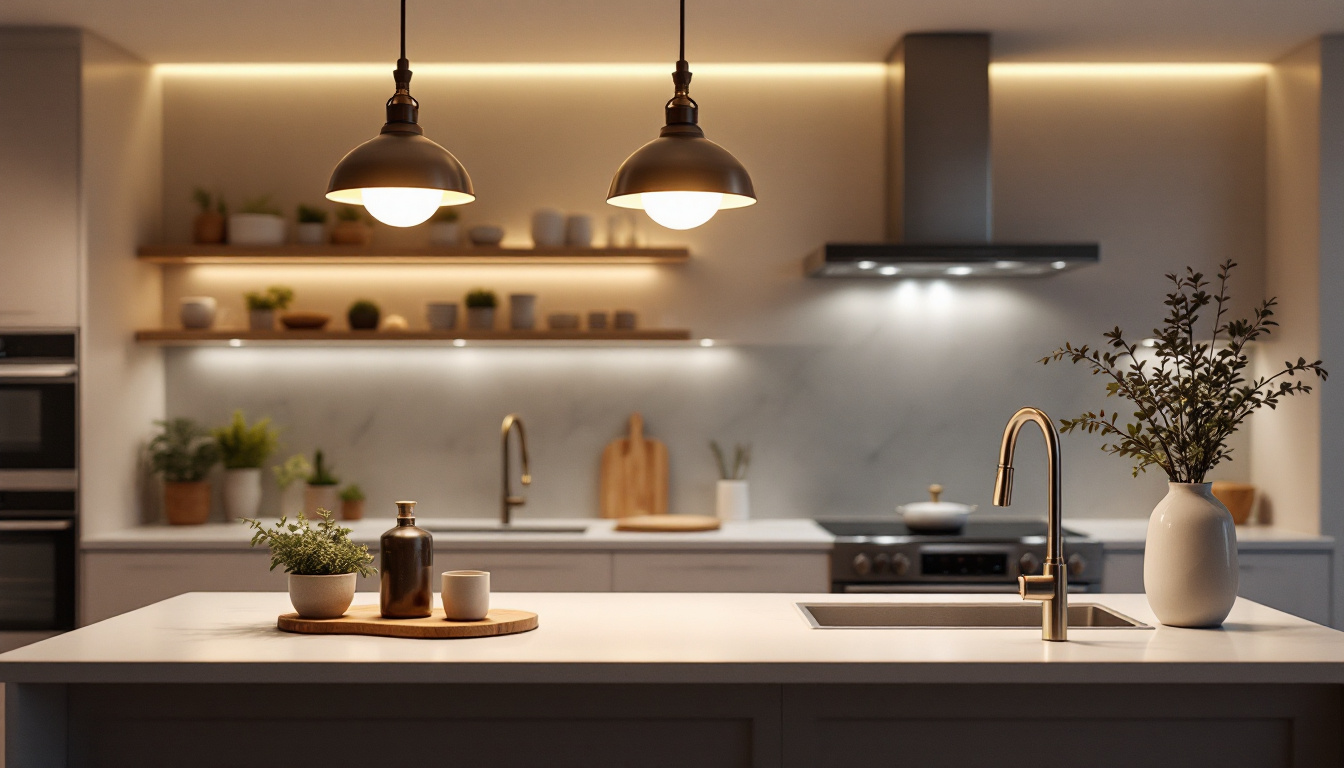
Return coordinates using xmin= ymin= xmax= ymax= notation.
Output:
xmin=606 ymin=0 xmax=755 ymax=230
xmin=361 ymin=187 xmax=445 ymax=228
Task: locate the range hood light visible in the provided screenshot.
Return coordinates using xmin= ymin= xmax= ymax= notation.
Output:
xmin=878 ymin=266 xmax=900 ymax=276
xmin=1051 ymin=261 xmax=1068 ymax=270
xmin=947 ymin=266 xmax=974 ymax=276
xmin=858 ymin=260 xmax=878 ymax=270
xmin=995 ymin=260 xmax=1022 ymax=270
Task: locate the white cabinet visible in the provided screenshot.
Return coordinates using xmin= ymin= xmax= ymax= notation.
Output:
xmin=437 ymin=551 xmax=612 ymax=592
xmin=82 ymin=551 xmax=285 ymax=623
xmin=612 ymin=552 xmax=829 ymax=592
xmin=0 ymin=30 xmax=81 ymax=327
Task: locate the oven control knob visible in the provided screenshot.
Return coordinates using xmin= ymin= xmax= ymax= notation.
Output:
xmin=872 ymin=552 xmax=891 ymax=573
xmin=890 ymin=553 xmax=911 ymax=577
xmin=1068 ymin=553 xmax=1087 ymax=576
xmin=1019 ymin=552 xmax=1041 ymax=575
xmin=852 ymin=553 xmax=872 ymax=576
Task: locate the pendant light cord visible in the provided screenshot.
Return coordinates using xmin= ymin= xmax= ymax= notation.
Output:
xmin=679 ymin=0 xmax=685 ymax=63
xmin=401 ymin=0 xmax=407 ymax=61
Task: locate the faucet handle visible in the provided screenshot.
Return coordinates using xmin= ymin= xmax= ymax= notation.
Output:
xmin=1019 ymin=573 xmax=1055 ymax=601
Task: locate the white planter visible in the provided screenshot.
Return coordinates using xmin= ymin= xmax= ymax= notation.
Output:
xmin=531 ymin=209 xmax=565 ymax=247
xmin=304 ymin=485 xmax=340 ymax=517
xmin=279 ymin=482 xmax=305 ymax=518
xmin=222 ymin=468 xmax=263 ymax=522
xmin=287 ymin=573 xmax=357 ymax=619
xmin=467 ymin=306 xmax=496 ymax=330
xmin=1144 ymin=482 xmax=1239 ymax=627
xmin=179 ymin=296 xmax=217 ymax=329
xmin=295 ymin=222 xmax=326 ymax=244
xmin=248 ymin=308 xmax=275 ymax=331
xmin=509 ymin=294 xmax=537 ymax=330
xmin=716 ymin=479 xmax=750 ymax=521
xmin=429 ymin=221 xmax=459 ymax=247
xmin=227 ymin=213 xmax=286 ymax=245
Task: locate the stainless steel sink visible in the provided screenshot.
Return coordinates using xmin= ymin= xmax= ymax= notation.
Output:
xmin=798 ymin=602 xmax=1150 ymax=629
xmin=424 ymin=524 xmax=589 ymax=535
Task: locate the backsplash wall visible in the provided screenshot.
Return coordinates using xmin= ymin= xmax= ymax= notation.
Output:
xmin=158 ymin=66 xmax=1267 ymax=521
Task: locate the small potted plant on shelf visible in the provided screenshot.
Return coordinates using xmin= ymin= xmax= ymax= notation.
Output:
xmin=304 ymin=449 xmax=341 ymax=515
xmin=245 ymin=510 xmax=375 ymax=619
xmin=244 ymin=285 xmax=294 ymax=331
xmin=465 ymin=288 xmax=498 ymax=330
xmin=339 ymin=484 xmax=366 ymax=520
xmin=429 ymin=208 xmax=460 ymax=247
xmin=228 ymin=195 xmax=286 ymax=245
xmin=347 ymin=299 xmax=381 ymax=330
xmin=273 ymin=453 xmax=312 ymax=518
xmin=331 ymin=205 xmax=373 ymax=246
xmin=1044 ymin=260 xmax=1327 ymax=628
xmin=295 ymin=204 xmax=329 ymax=245
xmin=212 ymin=410 xmax=280 ymax=522
xmin=191 ymin=187 xmax=226 ymax=244
xmin=149 ymin=418 xmax=220 ymax=525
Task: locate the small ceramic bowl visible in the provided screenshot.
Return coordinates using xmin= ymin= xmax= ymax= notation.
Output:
xmin=279 ymin=311 xmax=331 ymax=330
xmin=469 ymin=225 xmax=505 ymax=246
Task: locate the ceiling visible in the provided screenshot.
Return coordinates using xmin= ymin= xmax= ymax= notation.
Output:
xmin=1 ymin=0 xmax=1341 ymax=64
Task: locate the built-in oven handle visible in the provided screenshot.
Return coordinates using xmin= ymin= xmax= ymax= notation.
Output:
xmin=0 ymin=364 xmax=78 ymax=379
xmin=0 ymin=520 xmax=73 ymax=532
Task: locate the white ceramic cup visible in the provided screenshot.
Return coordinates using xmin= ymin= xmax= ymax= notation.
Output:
xmin=427 ymin=302 xmax=458 ymax=330
xmin=179 ymin=296 xmax=217 ymax=329
xmin=531 ymin=209 xmax=565 ymax=247
xmin=442 ymin=570 xmax=490 ymax=621
xmin=565 ymin=214 xmax=593 ymax=247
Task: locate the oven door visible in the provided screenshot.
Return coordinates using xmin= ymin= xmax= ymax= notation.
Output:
xmin=0 ymin=490 xmax=77 ymax=631
xmin=0 ymin=364 xmax=77 ymax=475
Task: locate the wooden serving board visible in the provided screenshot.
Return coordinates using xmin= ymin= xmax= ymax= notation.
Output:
xmin=615 ymin=514 xmax=721 ymax=532
xmin=278 ymin=604 xmax=538 ymax=639
xmin=600 ymin=413 xmax=669 ymax=518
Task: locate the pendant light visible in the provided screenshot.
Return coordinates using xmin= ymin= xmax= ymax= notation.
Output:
xmin=606 ymin=0 xmax=756 ymax=230
xmin=326 ymin=0 xmax=474 ymax=227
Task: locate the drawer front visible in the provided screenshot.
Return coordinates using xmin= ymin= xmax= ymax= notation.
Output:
xmin=613 ymin=552 xmax=830 ymax=593
xmin=436 ymin=551 xmax=612 ymax=592
xmin=82 ymin=552 xmax=283 ymax=623
xmin=1237 ymin=552 xmax=1332 ymax=625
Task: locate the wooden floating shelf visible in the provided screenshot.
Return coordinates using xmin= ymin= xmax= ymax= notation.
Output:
xmin=136 ymin=244 xmax=690 ymax=266
xmin=135 ymin=329 xmax=696 ymax=346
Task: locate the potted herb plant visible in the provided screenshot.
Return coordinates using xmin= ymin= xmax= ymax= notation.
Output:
xmin=429 ymin=208 xmax=460 ymax=247
xmin=295 ymin=204 xmax=328 ymax=245
xmin=244 ymin=285 xmax=294 ymax=331
xmin=191 ymin=187 xmax=226 ymax=244
xmin=273 ymin=453 xmax=312 ymax=518
xmin=212 ymin=410 xmax=280 ymax=522
xmin=149 ymin=418 xmax=220 ymax=525
xmin=711 ymin=441 xmax=752 ymax=521
xmin=340 ymin=484 xmax=366 ymax=520
xmin=348 ymin=299 xmax=381 ymax=330
xmin=465 ymin=288 xmax=498 ymax=330
xmin=1045 ymin=260 xmax=1327 ymax=627
xmin=228 ymin=195 xmax=286 ymax=245
xmin=245 ymin=510 xmax=375 ymax=619
xmin=331 ymin=205 xmax=373 ymax=246
xmin=305 ymin=449 xmax=341 ymax=516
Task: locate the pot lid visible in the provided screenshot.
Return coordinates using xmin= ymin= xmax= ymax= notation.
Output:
xmin=898 ymin=484 xmax=977 ymax=514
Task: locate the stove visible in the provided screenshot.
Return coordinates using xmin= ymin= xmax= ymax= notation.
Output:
xmin=818 ymin=518 xmax=1104 ymax=593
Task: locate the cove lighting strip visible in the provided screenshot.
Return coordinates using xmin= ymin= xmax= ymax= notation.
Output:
xmin=990 ymin=62 xmax=1270 ymax=78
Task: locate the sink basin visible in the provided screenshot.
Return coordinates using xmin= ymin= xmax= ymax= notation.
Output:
xmin=423 ymin=524 xmax=589 ymax=535
xmin=798 ymin=602 xmax=1150 ymax=629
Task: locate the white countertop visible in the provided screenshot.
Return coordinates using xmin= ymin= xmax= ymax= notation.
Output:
xmin=3 ymin=592 xmax=1342 ymax=686
xmin=80 ymin=517 xmax=835 ymax=552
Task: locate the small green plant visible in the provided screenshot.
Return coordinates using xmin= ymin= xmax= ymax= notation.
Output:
xmin=710 ymin=441 xmax=752 ymax=480
xmin=245 ymin=285 xmax=294 ymax=311
xmin=192 ymin=188 xmax=227 ymax=215
xmin=273 ymin=453 xmax=312 ymax=489
xmin=296 ymin=204 xmax=328 ymax=224
xmin=1044 ymin=260 xmax=1327 ymax=483
xmin=308 ymin=449 xmax=339 ymax=486
xmin=212 ymin=410 xmax=279 ymax=470
xmin=349 ymin=299 xmax=379 ymax=315
xmin=335 ymin=205 xmax=365 ymax=223
xmin=339 ymin=484 xmax=365 ymax=503
xmin=347 ymin=299 xmax=381 ymax=330
xmin=240 ymin=195 xmax=282 ymax=216
xmin=465 ymin=288 xmax=497 ymax=309
xmin=149 ymin=418 xmax=220 ymax=483
xmin=432 ymin=208 xmax=459 ymax=224
xmin=244 ymin=510 xmax=376 ymax=576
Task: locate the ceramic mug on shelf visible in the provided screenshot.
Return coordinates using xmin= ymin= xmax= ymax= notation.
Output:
xmin=530 ymin=209 xmax=565 ymax=248
xmin=179 ymin=296 xmax=217 ymax=330
xmin=565 ymin=214 xmax=593 ymax=247
xmin=587 ymin=311 xmax=608 ymax=331
xmin=427 ymin=302 xmax=458 ymax=331
xmin=442 ymin=570 xmax=490 ymax=621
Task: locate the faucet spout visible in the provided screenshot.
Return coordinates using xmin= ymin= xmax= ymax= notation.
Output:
xmin=993 ymin=406 xmax=1067 ymax=641
xmin=501 ymin=414 xmax=530 ymax=526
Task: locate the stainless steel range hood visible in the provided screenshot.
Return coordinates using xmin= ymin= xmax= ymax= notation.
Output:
xmin=805 ymin=33 xmax=1098 ymax=279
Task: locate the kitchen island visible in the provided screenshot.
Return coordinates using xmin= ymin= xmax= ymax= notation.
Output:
xmin=4 ymin=592 xmax=1343 ymax=767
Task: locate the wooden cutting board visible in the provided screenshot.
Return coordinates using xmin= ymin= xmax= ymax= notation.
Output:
xmin=615 ymin=514 xmax=721 ymax=532
xmin=278 ymin=605 xmax=538 ymax=639
xmin=600 ymin=413 xmax=668 ymax=518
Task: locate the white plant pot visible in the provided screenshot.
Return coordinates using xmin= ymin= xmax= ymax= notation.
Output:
xmin=279 ymin=483 xmax=305 ymax=518
xmin=179 ymin=296 xmax=217 ymax=329
xmin=227 ymin=213 xmax=286 ymax=245
xmin=222 ymin=468 xmax=263 ymax=522
xmin=509 ymin=294 xmax=537 ymax=330
xmin=1144 ymin=482 xmax=1239 ymax=627
xmin=530 ymin=209 xmax=565 ymax=247
xmin=467 ymin=306 xmax=496 ymax=330
xmin=304 ymin=485 xmax=340 ymax=517
xmin=248 ymin=308 xmax=275 ymax=331
xmin=287 ymin=573 xmax=357 ymax=619
xmin=295 ymin=222 xmax=326 ymax=245
xmin=716 ymin=479 xmax=750 ymax=521
xmin=429 ymin=222 xmax=460 ymax=247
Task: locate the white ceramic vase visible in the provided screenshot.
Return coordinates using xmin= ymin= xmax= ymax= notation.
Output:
xmin=227 ymin=213 xmax=286 ymax=245
xmin=531 ymin=209 xmax=565 ymax=247
xmin=287 ymin=573 xmax=357 ymax=619
xmin=304 ymin=485 xmax=340 ymax=517
xmin=1144 ymin=482 xmax=1239 ymax=627
xmin=248 ymin=308 xmax=275 ymax=331
xmin=179 ymin=296 xmax=217 ymax=329
xmin=222 ymin=468 xmax=262 ymax=522
xmin=716 ymin=479 xmax=750 ymax=521
xmin=509 ymin=294 xmax=537 ymax=330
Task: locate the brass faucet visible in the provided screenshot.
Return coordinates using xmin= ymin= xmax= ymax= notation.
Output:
xmin=993 ymin=406 xmax=1068 ymax=642
xmin=500 ymin=414 xmax=531 ymax=526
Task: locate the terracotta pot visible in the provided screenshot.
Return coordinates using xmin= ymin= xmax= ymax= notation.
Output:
xmin=1212 ymin=481 xmax=1256 ymax=525
xmin=341 ymin=499 xmax=365 ymax=521
xmin=331 ymin=220 xmax=372 ymax=245
xmin=193 ymin=211 xmax=225 ymax=244
xmin=288 ymin=573 xmax=357 ymax=619
xmin=1144 ymin=482 xmax=1239 ymax=628
xmin=304 ymin=485 xmax=340 ymax=517
xmin=164 ymin=481 xmax=211 ymax=525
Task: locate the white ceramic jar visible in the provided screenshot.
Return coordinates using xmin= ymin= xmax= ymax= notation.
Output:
xmin=222 ymin=468 xmax=262 ymax=521
xmin=509 ymin=294 xmax=537 ymax=330
xmin=179 ymin=296 xmax=217 ymax=329
xmin=531 ymin=209 xmax=565 ymax=247
xmin=564 ymin=214 xmax=593 ymax=247
xmin=716 ymin=480 xmax=750 ymax=521
xmin=1144 ymin=482 xmax=1239 ymax=627
xmin=227 ymin=213 xmax=286 ymax=245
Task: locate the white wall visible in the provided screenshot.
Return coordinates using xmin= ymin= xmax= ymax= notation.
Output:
xmin=152 ymin=66 xmax=1269 ymax=522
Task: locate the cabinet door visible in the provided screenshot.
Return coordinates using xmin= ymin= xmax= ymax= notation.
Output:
xmin=0 ymin=31 xmax=80 ymax=327
xmin=1237 ymin=552 xmax=1332 ymax=625
xmin=612 ymin=552 xmax=830 ymax=592
xmin=1101 ymin=552 xmax=1145 ymax=593
xmin=436 ymin=551 xmax=612 ymax=592
xmin=82 ymin=551 xmax=284 ymax=624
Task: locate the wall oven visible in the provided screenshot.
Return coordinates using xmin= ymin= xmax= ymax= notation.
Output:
xmin=0 ymin=490 xmax=76 ymax=631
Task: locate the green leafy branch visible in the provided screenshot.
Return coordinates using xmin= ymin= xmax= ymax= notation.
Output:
xmin=244 ymin=509 xmax=375 ymax=577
